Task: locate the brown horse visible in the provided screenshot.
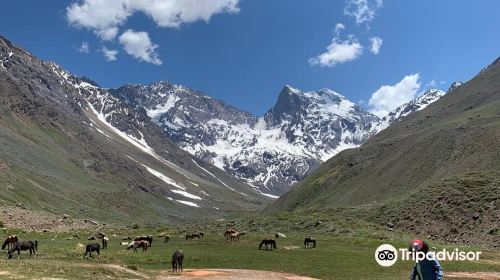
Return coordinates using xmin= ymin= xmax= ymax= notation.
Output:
xmin=228 ymin=232 xmax=240 ymax=241
xmin=7 ymin=241 xmax=37 ymax=259
xmin=127 ymin=240 xmax=149 ymax=252
xmin=224 ymin=229 xmax=237 ymax=239
xmin=2 ymin=235 xmax=19 ymax=250
xmin=171 ymin=250 xmax=184 ymax=272
xmin=259 ymin=239 xmax=277 ymax=250
xmin=134 ymin=236 xmax=153 ymax=247
xmin=229 ymin=231 xmax=246 ymax=241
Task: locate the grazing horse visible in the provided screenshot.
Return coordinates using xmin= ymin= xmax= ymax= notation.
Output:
xmin=127 ymin=240 xmax=149 ymax=253
xmin=84 ymin=243 xmax=100 ymax=258
xmin=2 ymin=235 xmax=19 ymax=250
xmin=304 ymin=237 xmax=316 ymax=248
xmin=229 ymin=231 xmax=245 ymax=241
xmin=185 ymin=233 xmax=202 ymax=241
xmin=224 ymin=229 xmax=237 ymax=239
xmin=164 ymin=235 xmax=170 ymax=243
xmin=102 ymin=237 xmax=109 ymax=249
xmin=171 ymin=250 xmax=184 ymax=273
xmin=134 ymin=236 xmax=153 ymax=247
xmin=8 ymin=241 xmax=37 ymax=259
xmin=228 ymin=232 xmax=240 ymax=241
xmin=259 ymin=239 xmax=277 ymax=250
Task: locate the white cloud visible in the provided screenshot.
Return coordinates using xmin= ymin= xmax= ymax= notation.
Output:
xmin=101 ymin=46 xmax=118 ymax=61
xmin=66 ymin=0 xmax=240 ymax=40
xmin=335 ymin=23 xmax=345 ymax=35
xmin=425 ymin=79 xmax=437 ymax=88
xmin=368 ymin=73 xmax=421 ymax=117
xmin=119 ymin=30 xmax=162 ymax=65
xmin=77 ymin=41 xmax=90 ymax=53
xmin=369 ymin=36 xmax=382 ymax=55
xmin=309 ymin=36 xmax=363 ymax=67
xmin=344 ymin=0 xmax=383 ymax=25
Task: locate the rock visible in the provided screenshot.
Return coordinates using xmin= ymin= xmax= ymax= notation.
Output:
xmin=63 ymin=214 xmax=69 ymax=219
xmin=387 ymin=222 xmax=395 ymax=228
xmin=84 ymin=219 xmax=99 ymax=225
xmin=472 ymin=213 xmax=480 ymax=220
xmin=275 ymin=232 xmax=286 ymax=238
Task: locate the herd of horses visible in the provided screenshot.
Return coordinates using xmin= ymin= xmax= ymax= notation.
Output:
xmin=2 ymin=231 xmax=316 ymax=272
xmin=2 ymin=235 xmax=38 ymax=259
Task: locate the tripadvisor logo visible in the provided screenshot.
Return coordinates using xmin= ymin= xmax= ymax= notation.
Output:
xmin=375 ymin=244 xmax=398 ymax=267
xmin=375 ymin=243 xmax=482 ymax=267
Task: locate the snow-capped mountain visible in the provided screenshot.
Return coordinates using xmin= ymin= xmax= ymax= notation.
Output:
xmin=374 ymin=88 xmax=446 ymax=132
xmin=112 ymin=82 xmax=447 ymax=196
xmin=0 ymin=35 xmax=265 ymax=223
xmin=448 ymin=81 xmax=463 ymax=93
xmin=112 ymin=83 xmax=381 ymax=195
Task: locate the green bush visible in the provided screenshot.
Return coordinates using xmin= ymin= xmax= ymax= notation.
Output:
xmin=0 ymin=221 xmax=4 ymax=228
xmin=131 ymin=223 xmax=140 ymax=229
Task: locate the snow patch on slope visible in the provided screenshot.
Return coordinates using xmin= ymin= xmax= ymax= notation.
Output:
xmin=141 ymin=164 xmax=186 ymax=190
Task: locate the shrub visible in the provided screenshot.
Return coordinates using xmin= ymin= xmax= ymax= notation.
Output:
xmin=127 ymin=265 xmax=138 ymax=271
xmin=131 ymin=223 xmax=140 ymax=230
xmin=0 ymin=221 xmax=4 ymax=228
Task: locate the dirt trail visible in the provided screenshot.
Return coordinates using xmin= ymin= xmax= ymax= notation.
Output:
xmin=156 ymin=269 xmax=319 ymax=280
xmin=446 ymin=272 xmax=500 ymax=280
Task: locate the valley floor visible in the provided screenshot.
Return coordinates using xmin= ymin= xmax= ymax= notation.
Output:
xmin=0 ymin=229 xmax=498 ymax=280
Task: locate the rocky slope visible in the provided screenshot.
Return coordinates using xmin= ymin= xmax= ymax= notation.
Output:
xmin=0 ymin=35 xmax=267 ymax=225
xmin=112 ymin=83 xmax=446 ymax=196
xmin=374 ymin=88 xmax=446 ymax=132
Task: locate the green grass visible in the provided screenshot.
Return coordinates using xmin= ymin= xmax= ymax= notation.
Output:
xmin=0 ymin=229 xmax=498 ymax=279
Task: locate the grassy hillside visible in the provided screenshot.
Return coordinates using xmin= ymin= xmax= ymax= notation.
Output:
xmin=265 ymin=58 xmax=500 ymax=247
xmin=362 ymin=171 xmax=499 ymax=247
xmin=0 ymin=35 xmax=268 ymax=225
xmin=268 ymin=57 xmax=500 ymax=212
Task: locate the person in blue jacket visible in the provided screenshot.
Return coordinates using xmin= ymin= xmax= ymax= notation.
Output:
xmin=409 ymin=239 xmax=443 ymax=280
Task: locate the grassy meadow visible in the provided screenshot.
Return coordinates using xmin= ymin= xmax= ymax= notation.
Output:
xmin=0 ymin=227 xmax=498 ymax=279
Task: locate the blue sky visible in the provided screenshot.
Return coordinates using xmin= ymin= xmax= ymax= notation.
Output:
xmin=1 ymin=0 xmax=499 ymax=116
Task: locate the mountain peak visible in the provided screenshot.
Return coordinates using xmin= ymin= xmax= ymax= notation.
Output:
xmin=282 ymin=84 xmax=301 ymax=94
xmin=448 ymin=82 xmax=463 ymax=93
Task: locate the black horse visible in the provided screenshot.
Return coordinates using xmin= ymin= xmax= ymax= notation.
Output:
xmin=7 ymin=241 xmax=37 ymax=259
xmin=171 ymin=250 xmax=184 ymax=272
xmin=304 ymin=237 xmax=316 ymax=248
xmin=134 ymin=236 xmax=153 ymax=247
xmin=2 ymin=235 xmax=19 ymax=250
xmin=185 ymin=233 xmax=202 ymax=240
xmin=258 ymin=239 xmax=277 ymax=250
xmin=84 ymin=243 xmax=100 ymax=259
